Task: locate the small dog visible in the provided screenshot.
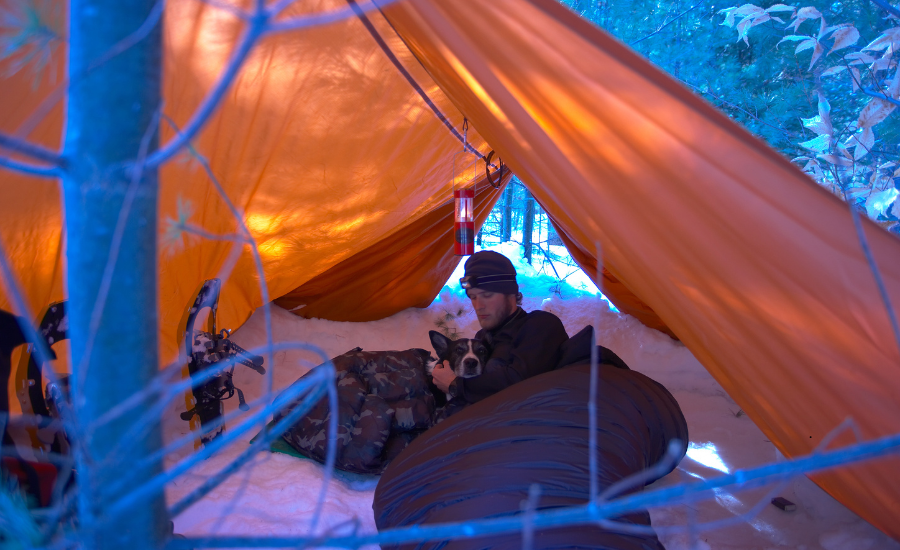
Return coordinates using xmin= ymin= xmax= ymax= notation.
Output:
xmin=426 ymin=331 xmax=489 ymax=402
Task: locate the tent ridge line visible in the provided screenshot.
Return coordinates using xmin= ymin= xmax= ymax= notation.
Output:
xmin=346 ymin=0 xmax=489 ymax=162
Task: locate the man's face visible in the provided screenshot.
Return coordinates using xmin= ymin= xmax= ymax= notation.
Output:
xmin=466 ymin=287 xmax=517 ymax=330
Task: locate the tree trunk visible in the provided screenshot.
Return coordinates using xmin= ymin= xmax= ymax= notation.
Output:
xmin=523 ymin=193 xmax=535 ymax=264
xmin=501 ymin=181 xmax=514 ymax=242
xmin=548 ymin=212 xmax=563 ymax=246
xmin=64 ymin=1 xmax=168 ymax=547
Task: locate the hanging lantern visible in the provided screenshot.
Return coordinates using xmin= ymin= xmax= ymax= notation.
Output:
xmin=454 ymin=188 xmax=475 ymax=256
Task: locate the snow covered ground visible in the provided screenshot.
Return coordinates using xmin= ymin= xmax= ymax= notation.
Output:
xmin=164 ymin=244 xmax=900 ymax=550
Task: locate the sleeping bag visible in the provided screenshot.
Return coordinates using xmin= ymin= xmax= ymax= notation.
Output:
xmin=275 ymin=348 xmax=438 ymax=474
xmin=373 ymin=351 xmax=689 ymax=549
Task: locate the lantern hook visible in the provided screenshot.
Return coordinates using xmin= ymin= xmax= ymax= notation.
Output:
xmin=485 ymin=150 xmax=504 ymax=189
xmin=462 ymin=118 xmax=469 ymax=151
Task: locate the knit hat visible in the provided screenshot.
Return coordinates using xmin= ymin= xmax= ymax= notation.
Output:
xmin=460 ymin=251 xmax=518 ymax=294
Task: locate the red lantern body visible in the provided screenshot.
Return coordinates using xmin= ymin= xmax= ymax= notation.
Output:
xmin=454 ymin=188 xmax=475 ymax=256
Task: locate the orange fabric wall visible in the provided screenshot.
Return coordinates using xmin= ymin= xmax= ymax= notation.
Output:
xmin=275 ymin=171 xmax=509 ymax=321
xmin=1 ymin=0 xmax=495 ymax=368
xmin=383 ymin=0 xmax=900 ymax=538
xmin=0 ymin=2 xmax=68 ymax=409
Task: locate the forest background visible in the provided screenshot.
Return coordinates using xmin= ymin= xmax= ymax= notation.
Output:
xmin=488 ymin=0 xmax=900 ymax=286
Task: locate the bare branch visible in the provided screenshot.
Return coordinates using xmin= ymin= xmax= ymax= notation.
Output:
xmin=15 ymin=0 xmax=164 ymax=140
xmin=147 ymin=0 xmax=400 ymax=168
xmin=160 ymin=114 xmax=278 ymax=409
xmin=146 ymin=18 xmax=267 ymax=168
xmin=631 ymin=0 xmax=705 ymax=46
xmin=863 ymin=87 xmax=900 ymax=108
xmin=599 ymin=440 xmax=684 ymax=502
xmin=164 ymin=427 xmax=900 ymax=548
xmin=103 ymin=373 xmax=286 ymax=496
xmin=521 ymin=484 xmax=541 ymax=550
xmin=598 ymin=480 xmax=790 ymax=537
xmin=0 ymin=155 xmax=59 ymax=177
xmin=102 ymin=352 xmax=334 ymax=519
xmin=0 ymin=239 xmax=55 ymax=374
xmin=869 ymin=0 xmax=900 ymax=19
xmin=265 ymin=0 xmax=399 ymax=34
xmin=169 ymin=221 xmax=247 ymax=243
xmin=600 ymin=421 xmax=867 ymax=539
xmin=200 ymin=0 xmax=252 ymax=19
xmin=266 ymin=0 xmax=300 ymax=17
xmin=686 ymin=80 xmax=796 ymax=142
xmin=844 ymin=187 xmax=900 ymax=367
xmin=167 ymin=368 xmax=330 ymax=517
xmin=0 ymin=132 xmax=63 ymax=166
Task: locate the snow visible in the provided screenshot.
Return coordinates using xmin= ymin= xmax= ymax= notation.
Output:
xmin=165 ymin=243 xmax=900 ymax=550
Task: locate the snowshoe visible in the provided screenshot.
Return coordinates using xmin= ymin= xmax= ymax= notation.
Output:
xmin=12 ymin=301 xmax=70 ymax=455
xmin=1 ymin=305 xmax=74 ymax=511
xmin=179 ymin=278 xmax=265 ymax=449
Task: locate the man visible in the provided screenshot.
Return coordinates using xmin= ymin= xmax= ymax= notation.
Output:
xmin=432 ymin=250 xmax=569 ymax=404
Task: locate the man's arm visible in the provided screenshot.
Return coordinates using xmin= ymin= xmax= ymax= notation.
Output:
xmin=432 ymin=360 xmax=454 ymax=393
xmin=453 ymin=311 xmax=568 ymax=403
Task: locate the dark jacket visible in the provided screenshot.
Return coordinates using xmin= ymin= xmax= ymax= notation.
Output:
xmin=452 ymin=307 xmax=568 ymax=404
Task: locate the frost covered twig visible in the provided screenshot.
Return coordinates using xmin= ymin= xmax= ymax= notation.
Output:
xmin=169 ymin=364 xmax=335 ymax=517
xmin=265 ymin=0 xmax=398 ymax=33
xmin=0 ymin=234 xmax=64 ymax=406
xmin=863 ymin=87 xmax=900 ymax=108
xmin=166 ymin=428 xmax=900 ymax=548
xmin=631 ymin=0 xmax=705 ymax=46
xmin=0 ymin=131 xmax=62 ymax=167
xmin=310 ymin=366 xmax=338 ymax=534
xmin=869 ymin=0 xmax=900 ymax=19
xmin=599 ymin=418 xmax=866 ymax=538
xmin=521 ymin=483 xmax=541 ymax=550
xmin=199 ymin=0 xmax=252 ymax=19
xmin=106 ymin=354 xmax=333 ymax=520
xmin=597 ymin=480 xmax=790 ymax=538
xmin=162 ymin=115 xmax=277 ymax=407
xmin=104 ymin=382 xmax=279 ymax=497
xmin=841 ymin=185 xmax=900 ymax=361
xmin=598 ymin=440 xmax=685 ymax=502
xmin=105 ymin=338 xmax=336 ymax=498
xmin=146 ymin=18 xmax=265 ymax=168
xmin=587 ymin=242 xmax=604 ymax=502
xmin=148 ymin=0 xmax=401 ymax=168
xmin=13 ymin=0 xmax=163 ymax=140
xmin=0 ymin=444 xmax=72 ymax=466
xmin=0 ymin=153 xmax=59 ymax=177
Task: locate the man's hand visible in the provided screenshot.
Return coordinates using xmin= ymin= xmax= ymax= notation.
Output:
xmin=432 ymin=360 xmax=456 ymax=393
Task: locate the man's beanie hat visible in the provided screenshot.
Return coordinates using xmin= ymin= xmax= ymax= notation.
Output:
xmin=462 ymin=251 xmax=518 ymax=294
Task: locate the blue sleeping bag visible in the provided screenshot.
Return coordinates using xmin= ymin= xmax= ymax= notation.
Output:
xmin=373 ymin=343 xmax=688 ymax=550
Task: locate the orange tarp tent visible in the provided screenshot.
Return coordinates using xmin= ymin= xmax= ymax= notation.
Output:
xmin=1 ymin=0 xmax=899 ymax=540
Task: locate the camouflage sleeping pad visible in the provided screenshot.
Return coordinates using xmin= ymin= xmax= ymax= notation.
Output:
xmin=274 ymin=348 xmax=438 ymax=474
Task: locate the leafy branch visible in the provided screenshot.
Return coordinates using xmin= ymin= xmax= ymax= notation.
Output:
xmin=720 ymin=1 xmax=900 ymax=224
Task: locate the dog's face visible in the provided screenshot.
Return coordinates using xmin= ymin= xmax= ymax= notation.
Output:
xmin=427 ymin=330 xmax=489 ymax=378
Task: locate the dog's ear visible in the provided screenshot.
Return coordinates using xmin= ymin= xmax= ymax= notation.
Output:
xmin=429 ymin=330 xmax=451 ymax=357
